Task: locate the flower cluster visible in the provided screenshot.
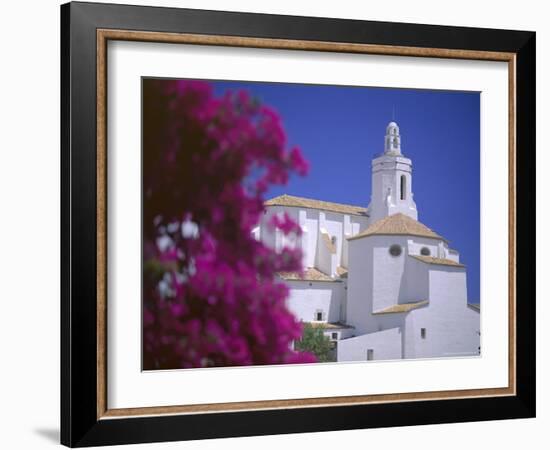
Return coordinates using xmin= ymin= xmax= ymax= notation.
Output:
xmin=142 ymin=79 xmax=315 ymax=369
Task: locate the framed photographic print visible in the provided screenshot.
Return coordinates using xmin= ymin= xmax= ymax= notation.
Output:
xmin=60 ymin=1 xmax=536 ymax=447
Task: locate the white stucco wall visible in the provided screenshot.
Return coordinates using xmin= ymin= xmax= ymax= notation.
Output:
xmin=325 ymin=211 xmax=349 ymax=270
xmin=371 ymin=235 xmax=409 ymax=311
xmin=403 ymin=265 xmax=480 ymax=359
xmin=303 ymin=209 xmax=319 ymax=268
xmin=369 ymin=155 xmax=417 ymax=223
xmin=284 ymin=280 xmax=345 ymax=323
xmin=406 ymin=237 xmax=440 ymax=260
xmin=259 ymin=206 xmax=289 ymax=251
xmin=323 ymin=327 xmax=355 ymax=341
xmin=346 ymin=237 xmax=374 ymax=334
xmin=337 ymin=327 xmax=356 ymax=340
xmin=446 ymin=248 xmax=460 ymax=263
xmin=402 ymin=254 xmax=430 ymax=303
xmin=338 ymin=327 xmax=402 ymax=362
xmin=265 ymin=199 xmax=478 ymax=363
xmin=372 ymin=312 xmax=406 ymax=332
xmin=262 ymin=204 xmax=369 ymax=273
xmin=316 ymin=225 xmax=337 ymax=277
xmin=339 ymin=280 xmax=348 ymax=322
xmin=345 ymin=232 xmax=478 ymax=361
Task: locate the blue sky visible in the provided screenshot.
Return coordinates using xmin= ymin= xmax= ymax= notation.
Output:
xmin=212 ymin=81 xmax=480 ymax=303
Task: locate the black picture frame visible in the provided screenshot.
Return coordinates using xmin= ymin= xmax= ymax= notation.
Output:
xmin=61 ymin=1 xmax=535 ymax=447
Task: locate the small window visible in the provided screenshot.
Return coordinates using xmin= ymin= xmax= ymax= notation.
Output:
xmin=331 ymin=235 xmax=337 ymax=246
xmin=421 ymin=328 xmax=426 ymax=339
xmin=331 ymin=332 xmax=338 ymax=340
xmin=315 ymin=311 xmax=323 ymax=321
xmin=400 ymin=175 xmax=406 ymax=200
xmin=420 ymin=247 xmax=431 ymax=256
xmin=367 ymin=349 xmax=374 ymax=361
xmin=389 ymin=244 xmax=402 ymax=257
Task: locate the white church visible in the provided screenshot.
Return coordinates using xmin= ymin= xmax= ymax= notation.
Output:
xmin=254 ymin=121 xmax=480 ymax=362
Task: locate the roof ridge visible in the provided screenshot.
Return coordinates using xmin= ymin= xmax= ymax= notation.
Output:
xmin=348 ymin=213 xmax=447 ymax=242
xmin=373 ymin=300 xmax=429 ymax=315
xmin=277 ymin=267 xmax=340 ymax=282
xmin=410 ymin=255 xmax=464 ymax=267
xmin=266 ymin=193 xmax=367 ymax=209
xmin=265 ymin=194 xmax=369 ymax=217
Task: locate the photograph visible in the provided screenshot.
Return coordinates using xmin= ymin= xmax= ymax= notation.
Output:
xmin=142 ymin=78 xmax=481 ymax=370
xmin=55 ymin=1 xmax=535 ymax=446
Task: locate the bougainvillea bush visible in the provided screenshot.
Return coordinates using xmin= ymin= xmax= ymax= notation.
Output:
xmin=142 ymin=79 xmax=316 ymax=369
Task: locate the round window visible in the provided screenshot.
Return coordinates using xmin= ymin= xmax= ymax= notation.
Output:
xmin=389 ymin=244 xmax=402 ymax=257
xmin=420 ymin=247 xmax=431 ymax=256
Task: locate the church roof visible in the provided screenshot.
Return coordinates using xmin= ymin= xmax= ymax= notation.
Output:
xmin=336 ymin=266 xmax=348 ymax=278
xmin=265 ymin=194 xmax=369 ymax=217
xmin=277 ymin=267 xmax=339 ymax=282
xmin=411 ymin=255 xmax=465 ymax=267
xmin=307 ymin=322 xmax=355 ymax=330
xmin=373 ymin=300 xmax=429 ymax=315
xmin=347 ymin=213 xmax=446 ymax=242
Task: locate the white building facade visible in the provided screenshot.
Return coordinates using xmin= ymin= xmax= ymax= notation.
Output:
xmin=256 ymin=121 xmax=480 ymax=362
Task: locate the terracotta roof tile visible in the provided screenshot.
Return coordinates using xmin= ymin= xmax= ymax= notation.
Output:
xmin=277 ymin=267 xmax=338 ymax=282
xmin=307 ymin=322 xmax=355 ymax=330
xmin=265 ymin=194 xmax=368 ymax=217
xmin=336 ymin=266 xmax=348 ymax=278
xmin=348 ymin=213 xmax=446 ymax=242
xmin=411 ymin=255 xmax=465 ymax=267
xmin=373 ymin=300 xmax=429 ymax=315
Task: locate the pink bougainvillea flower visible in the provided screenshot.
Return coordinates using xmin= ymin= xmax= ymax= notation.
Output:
xmin=142 ymin=79 xmax=313 ymax=370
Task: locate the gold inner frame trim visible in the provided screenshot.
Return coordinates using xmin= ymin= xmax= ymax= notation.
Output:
xmin=96 ymin=28 xmax=517 ymax=420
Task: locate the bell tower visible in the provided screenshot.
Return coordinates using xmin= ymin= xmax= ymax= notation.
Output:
xmin=368 ymin=121 xmax=418 ymax=223
xmin=385 ymin=121 xmax=401 ymax=155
